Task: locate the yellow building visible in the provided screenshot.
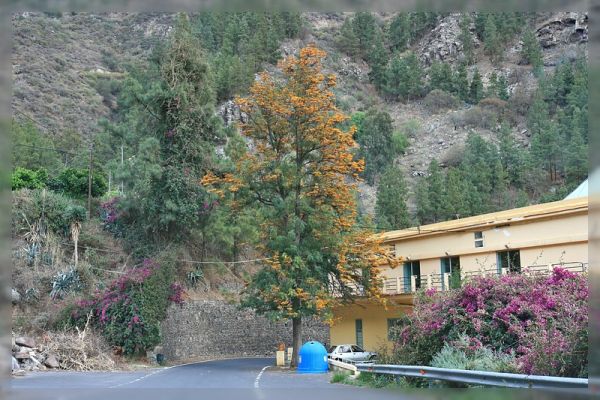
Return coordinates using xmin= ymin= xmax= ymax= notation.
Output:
xmin=330 ymin=196 xmax=589 ymax=352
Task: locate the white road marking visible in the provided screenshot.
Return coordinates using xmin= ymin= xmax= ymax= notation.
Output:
xmin=109 ymin=367 xmax=173 ymax=388
xmin=254 ymin=365 xmax=270 ymax=388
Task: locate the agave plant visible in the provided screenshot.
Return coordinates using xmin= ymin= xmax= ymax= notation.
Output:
xmin=50 ymin=268 xmax=82 ymax=300
xmin=187 ymin=268 xmax=204 ymax=287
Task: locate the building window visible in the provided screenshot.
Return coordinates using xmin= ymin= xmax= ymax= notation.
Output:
xmin=441 ymin=256 xmax=461 ymax=289
xmin=355 ymin=319 xmax=363 ymax=348
xmin=497 ymin=250 xmax=521 ymax=274
xmin=387 ymin=318 xmax=404 ymax=340
xmin=474 ymin=231 xmax=484 ymax=248
xmin=403 ymin=261 xmax=421 ymax=291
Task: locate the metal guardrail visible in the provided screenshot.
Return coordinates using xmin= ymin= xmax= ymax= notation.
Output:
xmin=355 ymin=364 xmax=589 ymax=390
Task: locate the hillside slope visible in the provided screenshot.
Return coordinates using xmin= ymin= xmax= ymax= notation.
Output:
xmin=11 ymin=11 xmax=588 ymax=214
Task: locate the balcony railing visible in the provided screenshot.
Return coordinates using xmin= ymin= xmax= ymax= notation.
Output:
xmin=380 ymin=262 xmax=588 ymax=295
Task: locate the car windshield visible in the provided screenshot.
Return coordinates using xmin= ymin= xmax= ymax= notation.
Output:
xmin=351 ymin=345 xmax=364 ymax=352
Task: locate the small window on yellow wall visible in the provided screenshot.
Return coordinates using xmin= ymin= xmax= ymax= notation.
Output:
xmin=474 ymin=231 xmax=484 ymax=248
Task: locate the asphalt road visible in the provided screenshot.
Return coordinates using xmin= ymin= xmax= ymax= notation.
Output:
xmin=6 ymin=357 xmax=417 ymax=400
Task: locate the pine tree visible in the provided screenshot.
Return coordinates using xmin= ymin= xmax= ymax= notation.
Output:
xmin=458 ymin=13 xmax=475 ymax=65
xmin=111 ymin=14 xmax=223 ymax=244
xmin=429 ymin=61 xmax=453 ymax=93
xmin=388 ymin=12 xmax=411 ymax=52
xmin=426 ymin=159 xmax=445 ymax=223
xmin=469 ymin=68 xmax=484 ymax=104
xmin=355 ymin=109 xmax=396 ymax=184
xmin=415 ymin=178 xmax=432 ymax=224
xmin=454 ymin=63 xmax=470 ymax=101
xmin=368 ymin=30 xmax=388 ymax=90
xmin=375 ymin=166 xmax=410 ymax=230
xmin=352 ymin=12 xmax=378 ymax=59
xmin=521 ymin=27 xmax=543 ymax=73
xmin=484 ymin=15 xmax=502 ymax=63
xmin=474 ymin=12 xmax=487 ymax=40
xmin=338 ymin=18 xmax=360 ymax=58
xmin=487 ymin=72 xmax=499 ymax=98
xmin=527 ymin=91 xmax=550 ymax=136
xmin=497 ymin=75 xmax=509 ymax=100
xmin=530 ymin=120 xmax=562 ymax=181
xmin=442 ymin=168 xmax=470 ymax=220
xmin=565 ymin=125 xmax=588 ymax=185
xmin=498 ymin=123 xmax=525 ymax=187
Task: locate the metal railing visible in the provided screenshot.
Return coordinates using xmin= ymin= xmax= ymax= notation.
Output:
xmin=380 ymin=262 xmax=588 ymax=295
xmin=355 ymin=364 xmax=589 ymax=390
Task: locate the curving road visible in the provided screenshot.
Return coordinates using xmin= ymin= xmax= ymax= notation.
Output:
xmin=7 ymin=357 xmax=417 ymax=400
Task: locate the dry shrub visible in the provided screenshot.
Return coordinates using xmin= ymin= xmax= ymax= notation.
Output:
xmin=479 ymin=97 xmax=517 ymax=126
xmin=440 ymin=144 xmax=465 ymax=167
xmin=423 ymin=89 xmax=460 ymax=113
xmin=40 ymin=315 xmax=116 ymax=371
xmin=452 ymin=106 xmax=498 ymax=130
xmin=509 ymin=85 xmax=534 ymax=117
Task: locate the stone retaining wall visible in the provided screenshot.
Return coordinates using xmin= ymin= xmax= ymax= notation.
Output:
xmin=160 ymin=300 xmax=330 ymax=361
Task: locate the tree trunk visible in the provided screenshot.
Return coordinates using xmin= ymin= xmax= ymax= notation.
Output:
xmin=290 ymin=316 xmax=302 ymax=368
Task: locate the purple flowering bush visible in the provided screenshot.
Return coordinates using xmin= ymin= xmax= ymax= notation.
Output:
xmin=67 ymin=259 xmax=185 ymax=355
xmin=100 ymin=196 xmax=125 ymax=237
xmin=392 ymin=267 xmax=588 ymax=377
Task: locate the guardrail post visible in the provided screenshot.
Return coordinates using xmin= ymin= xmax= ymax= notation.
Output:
xmin=427 ymin=274 xmax=432 ymax=290
xmin=501 ymin=267 xmax=508 ymax=276
xmin=410 ymin=275 xmax=416 ymax=292
xmin=443 ymin=273 xmax=449 ymax=291
xmin=382 ymin=280 xmax=387 ymax=295
xmin=396 ymin=277 xmax=402 ymax=294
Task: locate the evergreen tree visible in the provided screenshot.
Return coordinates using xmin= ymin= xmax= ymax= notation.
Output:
xmin=442 ymin=168 xmax=470 ymax=220
xmin=109 ymin=14 xmax=223 ymax=245
xmin=530 ymin=120 xmax=562 ymax=181
xmin=521 ymin=27 xmax=543 ymax=73
xmin=454 ymin=63 xmax=470 ymax=101
xmin=527 ymin=91 xmax=550 ymax=137
xmin=338 ymin=18 xmax=360 ymax=57
xmin=425 ymin=159 xmax=445 ymax=223
xmin=498 ymin=123 xmax=525 ymax=187
xmin=388 ymin=12 xmax=411 ymax=52
xmin=474 ymin=12 xmax=487 ymax=40
xmin=352 ymin=12 xmax=378 ymax=59
xmin=385 ymin=52 xmax=423 ymax=101
xmin=497 ymin=75 xmax=509 ymax=100
xmin=355 ymin=109 xmax=396 ymax=184
xmin=483 ymin=15 xmax=502 ymax=63
xmin=458 ymin=13 xmax=475 ymax=65
xmin=486 ymin=72 xmax=499 ymax=98
xmin=429 ymin=61 xmax=453 ymax=93
xmin=415 ymin=178 xmax=432 ymax=224
xmin=564 ymin=125 xmax=588 ymax=185
xmin=469 ymin=68 xmax=484 ymax=104
xmin=375 ymin=166 xmax=410 ymax=230
xmin=368 ymin=30 xmax=388 ymax=90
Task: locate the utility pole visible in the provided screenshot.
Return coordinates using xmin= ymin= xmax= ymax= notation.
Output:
xmin=87 ymin=143 xmax=94 ymax=219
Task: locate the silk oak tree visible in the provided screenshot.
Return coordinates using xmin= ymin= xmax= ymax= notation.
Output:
xmin=203 ymin=45 xmax=397 ymax=367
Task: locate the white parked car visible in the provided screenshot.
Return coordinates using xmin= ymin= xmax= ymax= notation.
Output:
xmin=327 ymin=344 xmax=377 ymax=363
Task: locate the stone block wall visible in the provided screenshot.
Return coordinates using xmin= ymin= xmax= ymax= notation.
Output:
xmin=160 ymin=300 xmax=330 ymax=361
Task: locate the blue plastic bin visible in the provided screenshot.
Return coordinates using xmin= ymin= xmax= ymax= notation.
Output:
xmin=297 ymin=341 xmax=328 ymax=374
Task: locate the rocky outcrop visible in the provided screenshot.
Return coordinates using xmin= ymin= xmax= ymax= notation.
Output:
xmin=417 ymin=13 xmax=477 ymax=66
xmin=535 ymin=12 xmax=587 ymax=66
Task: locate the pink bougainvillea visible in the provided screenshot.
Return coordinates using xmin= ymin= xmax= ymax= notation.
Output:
xmin=391 ymin=267 xmax=588 ymax=377
xmin=68 ymin=258 xmax=186 ymax=355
